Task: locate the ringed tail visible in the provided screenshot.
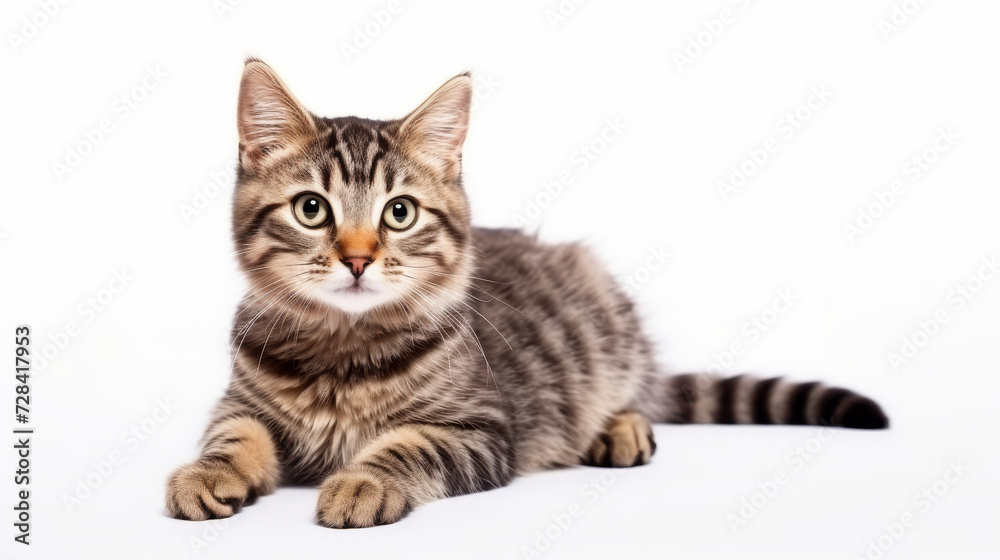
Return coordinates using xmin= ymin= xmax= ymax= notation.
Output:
xmin=647 ymin=374 xmax=889 ymax=429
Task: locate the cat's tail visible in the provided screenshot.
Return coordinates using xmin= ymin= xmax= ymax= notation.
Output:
xmin=635 ymin=374 xmax=888 ymax=429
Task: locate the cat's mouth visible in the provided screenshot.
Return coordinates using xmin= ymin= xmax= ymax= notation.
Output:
xmin=325 ymin=277 xmax=379 ymax=296
xmin=338 ymin=282 xmax=373 ymax=295
xmin=317 ymin=277 xmax=394 ymax=314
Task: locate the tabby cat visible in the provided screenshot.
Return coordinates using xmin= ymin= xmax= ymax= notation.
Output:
xmin=165 ymin=59 xmax=888 ymax=528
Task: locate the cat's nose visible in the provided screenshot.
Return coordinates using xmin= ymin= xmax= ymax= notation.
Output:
xmin=341 ymin=256 xmax=372 ymax=279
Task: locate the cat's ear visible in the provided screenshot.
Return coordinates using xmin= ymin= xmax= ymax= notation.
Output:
xmin=237 ymin=58 xmax=316 ymax=167
xmin=398 ymin=73 xmax=473 ymax=180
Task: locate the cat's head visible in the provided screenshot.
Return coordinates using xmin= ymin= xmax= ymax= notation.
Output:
xmin=232 ymin=59 xmax=473 ymax=318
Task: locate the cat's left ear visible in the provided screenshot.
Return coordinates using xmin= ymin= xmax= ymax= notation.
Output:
xmin=398 ymin=73 xmax=473 ymax=180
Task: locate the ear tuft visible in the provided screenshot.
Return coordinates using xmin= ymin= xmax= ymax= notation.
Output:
xmin=237 ymin=59 xmax=316 ymax=166
xmin=398 ymin=73 xmax=473 ymax=179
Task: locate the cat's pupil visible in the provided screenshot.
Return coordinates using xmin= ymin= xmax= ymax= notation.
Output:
xmin=392 ymin=203 xmax=407 ymax=222
xmin=304 ymin=199 xmax=319 ymax=217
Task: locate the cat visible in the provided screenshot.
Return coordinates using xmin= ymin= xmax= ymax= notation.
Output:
xmin=165 ymin=58 xmax=888 ymax=528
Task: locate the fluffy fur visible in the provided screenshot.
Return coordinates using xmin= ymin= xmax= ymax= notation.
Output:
xmin=165 ymin=59 xmax=888 ymax=528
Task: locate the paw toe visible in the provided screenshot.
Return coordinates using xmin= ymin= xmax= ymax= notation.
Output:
xmin=585 ymin=412 xmax=656 ymax=468
xmin=317 ymin=470 xmax=410 ymax=528
xmin=166 ymin=462 xmax=249 ymax=521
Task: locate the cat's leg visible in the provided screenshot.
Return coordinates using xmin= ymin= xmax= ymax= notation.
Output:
xmin=316 ymin=424 xmax=512 ymax=528
xmin=166 ymin=414 xmax=280 ymax=520
xmin=582 ymin=411 xmax=656 ymax=468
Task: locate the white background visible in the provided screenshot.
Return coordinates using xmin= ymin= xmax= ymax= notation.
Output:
xmin=2 ymin=0 xmax=999 ymax=559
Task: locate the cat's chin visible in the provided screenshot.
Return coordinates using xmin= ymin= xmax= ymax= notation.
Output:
xmin=315 ymin=284 xmax=395 ymax=315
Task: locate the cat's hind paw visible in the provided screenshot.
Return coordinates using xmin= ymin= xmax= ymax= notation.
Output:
xmin=584 ymin=411 xmax=656 ymax=468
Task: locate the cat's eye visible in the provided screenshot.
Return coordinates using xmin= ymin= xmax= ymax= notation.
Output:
xmin=292 ymin=194 xmax=331 ymax=228
xmin=382 ymin=197 xmax=417 ymax=231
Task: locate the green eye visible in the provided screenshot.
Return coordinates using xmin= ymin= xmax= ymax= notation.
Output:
xmin=382 ymin=198 xmax=417 ymax=231
xmin=292 ymin=194 xmax=330 ymax=228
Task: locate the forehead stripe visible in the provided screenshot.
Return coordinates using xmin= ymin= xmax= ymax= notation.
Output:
xmin=384 ymin=165 xmax=396 ymax=194
xmin=367 ymin=132 xmax=390 ymax=184
xmin=320 ymin=161 xmax=332 ymax=193
xmin=367 ymin=149 xmax=385 ymax=187
xmin=325 ymin=127 xmax=351 ymax=185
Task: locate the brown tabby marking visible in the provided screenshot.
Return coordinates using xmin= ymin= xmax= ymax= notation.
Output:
xmin=165 ymin=59 xmax=889 ymax=528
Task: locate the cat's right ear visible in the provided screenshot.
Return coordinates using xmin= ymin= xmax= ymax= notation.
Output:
xmin=237 ymin=58 xmax=316 ymax=168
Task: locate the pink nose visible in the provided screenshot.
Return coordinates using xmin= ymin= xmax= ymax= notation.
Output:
xmin=341 ymin=256 xmax=372 ymax=279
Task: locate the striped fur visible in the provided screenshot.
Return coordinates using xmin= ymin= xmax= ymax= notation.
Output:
xmin=165 ymin=59 xmax=888 ymax=527
xmin=630 ymin=374 xmax=888 ymax=428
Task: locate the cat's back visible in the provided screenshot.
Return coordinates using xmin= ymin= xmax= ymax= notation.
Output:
xmin=471 ymin=227 xmax=605 ymax=291
xmin=467 ymin=228 xmax=655 ymax=469
xmin=468 ymin=226 xmax=642 ymax=350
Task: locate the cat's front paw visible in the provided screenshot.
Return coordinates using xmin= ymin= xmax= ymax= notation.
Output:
xmin=316 ymin=468 xmax=412 ymax=528
xmin=166 ymin=461 xmax=256 ymax=521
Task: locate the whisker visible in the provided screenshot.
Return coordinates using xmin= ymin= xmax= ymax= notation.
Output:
xmin=404 ymin=282 xmax=501 ymax=395
xmin=406 ymin=274 xmax=514 ymax=352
